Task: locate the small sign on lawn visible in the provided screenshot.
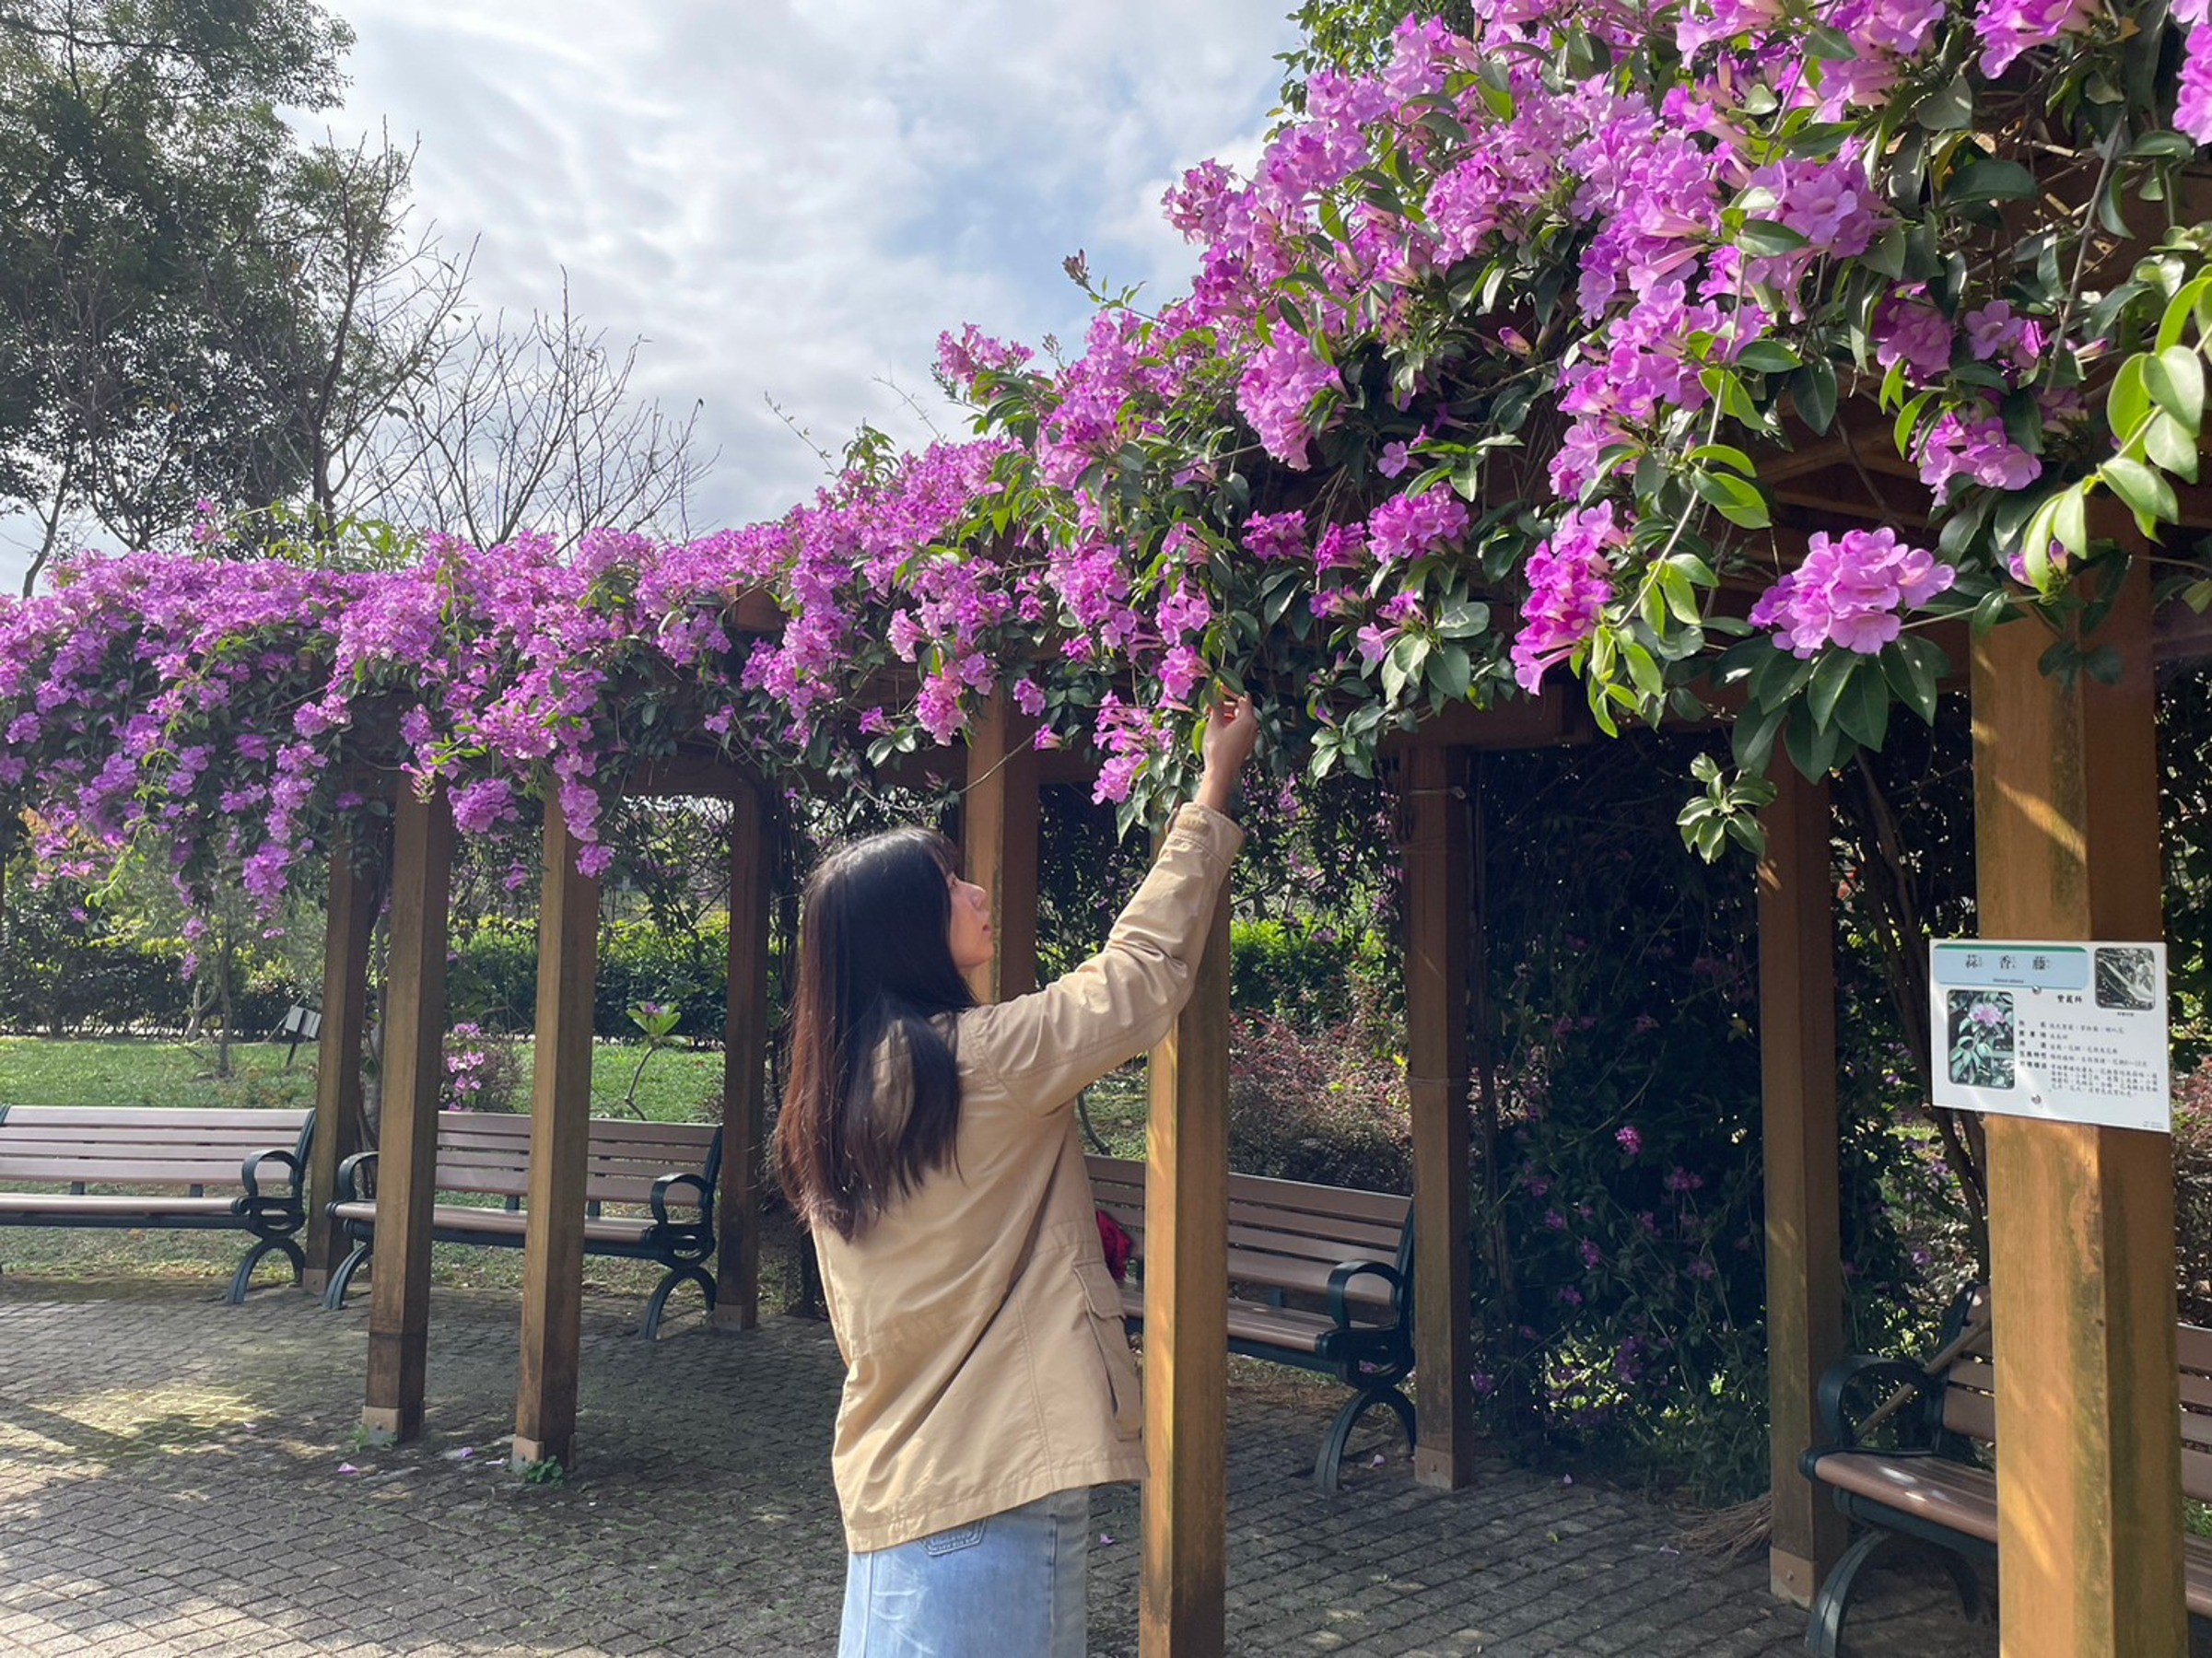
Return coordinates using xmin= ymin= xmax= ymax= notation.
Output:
xmin=1928 ymin=940 xmax=2171 ymax=1134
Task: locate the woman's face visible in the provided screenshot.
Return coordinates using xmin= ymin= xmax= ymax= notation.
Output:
xmin=945 ymin=872 xmax=993 ymax=974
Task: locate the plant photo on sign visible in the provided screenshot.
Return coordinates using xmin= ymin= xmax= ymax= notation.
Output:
xmin=1948 ymin=991 xmax=2016 ymax=1090
xmin=2096 ymin=946 xmax=2159 ymax=1011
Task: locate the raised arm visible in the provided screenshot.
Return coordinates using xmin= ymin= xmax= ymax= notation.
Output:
xmin=965 ymin=694 xmax=1258 ymax=1113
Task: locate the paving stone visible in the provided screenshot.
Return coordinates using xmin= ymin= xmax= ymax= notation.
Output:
xmin=0 ymin=1279 xmax=2040 ymax=1656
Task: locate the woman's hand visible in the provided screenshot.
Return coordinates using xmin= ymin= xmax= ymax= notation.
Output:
xmin=1195 ymin=692 xmax=1258 ymax=815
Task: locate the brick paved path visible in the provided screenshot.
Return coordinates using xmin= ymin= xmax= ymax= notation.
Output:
xmin=0 ymin=1280 xmax=1996 ymax=1656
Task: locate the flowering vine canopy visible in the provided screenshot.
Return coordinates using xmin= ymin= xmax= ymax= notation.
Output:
xmin=6 ymin=0 xmax=2212 ymax=903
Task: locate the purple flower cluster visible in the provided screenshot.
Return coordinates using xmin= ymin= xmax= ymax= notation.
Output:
xmin=1512 ymin=507 xmax=1624 ymax=692
xmin=1747 ymin=528 xmax=1956 ymax=656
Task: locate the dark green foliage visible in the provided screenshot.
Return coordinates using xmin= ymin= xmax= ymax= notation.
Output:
xmin=1229 ymin=917 xmax=1390 ymax=1027
xmin=444 ymin=917 xmax=743 ymax=1042
xmin=1470 ymin=735 xmax=1913 ymax=1502
xmin=0 ymin=866 xmax=306 ymax=1035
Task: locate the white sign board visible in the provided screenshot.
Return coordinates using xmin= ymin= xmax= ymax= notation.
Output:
xmin=1928 ymin=940 xmax=2171 ymax=1133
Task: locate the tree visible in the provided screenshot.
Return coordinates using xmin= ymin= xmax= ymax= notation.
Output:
xmin=361 ymin=285 xmax=711 ymax=550
xmin=0 ymin=0 xmax=356 ymax=589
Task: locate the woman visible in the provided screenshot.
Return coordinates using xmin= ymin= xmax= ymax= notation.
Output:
xmin=775 ymin=692 xmax=1258 ymax=1658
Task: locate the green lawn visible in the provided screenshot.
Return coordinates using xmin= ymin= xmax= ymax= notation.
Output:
xmin=0 ymin=1033 xmax=731 ymax=1122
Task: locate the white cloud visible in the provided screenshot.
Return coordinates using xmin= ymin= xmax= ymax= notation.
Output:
xmin=0 ymin=0 xmax=1295 ymax=588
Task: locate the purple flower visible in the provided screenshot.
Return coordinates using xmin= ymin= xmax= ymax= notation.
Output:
xmin=1615 ymin=1125 xmax=1643 ymax=1157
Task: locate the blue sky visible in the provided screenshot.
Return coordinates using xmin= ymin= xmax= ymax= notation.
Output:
xmin=0 ymin=0 xmax=1297 ymax=587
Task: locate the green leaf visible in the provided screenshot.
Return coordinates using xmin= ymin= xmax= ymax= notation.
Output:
xmin=1946 ymin=157 xmax=2038 ymax=204
xmin=1880 ymin=634 xmax=1949 ymax=723
xmin=1623 ymin=640 xmax=1665 ymax=701
xmin=1834 ymin=660 xmax=1891 ymax=751
xmin=1688 ymin=442 xmax=1758 ymax=475
xmin=1808 ymin=648 xmax=1857 ymax=728
xmin=2054 ymin=485 xmax=2088 ymax=557
xmin=1736 ymin=340 xmax=1802 ymax=374
xmin=2101 ymin=455 xmax=2177 ymax=531
xmin=2108 ymin=355 xmax=2152 ymax=450
xmin=1732 ymin=699 xmax=1790 ymax=775
xmin=1804 ymin=22 xmax=1857 ymax=59
xmin=1429 ymin=642 xmax=1473 ymax=700
xmin=1893 ymin=389 xmax=1935 ymax=460
xmin=2131 ymin=130 xmax=2198 ymax=160
xmin=1737 ymin=218 xmax=1810 ymax=257
xmin=1790 ymin=358 xmax=1838 ymax=434
xmin=2157 ymin=275 xmax=2212 ymax=353
xmin=1658 ymin=563 xmax=1703 ymax=625
xmin=2146 ymin=411 xmax=2201 ymax=483
xmin=1861 ymin=227 xmax=1908 ymax=280
xmin=1914 ymin=74 xmax=1973 ymax=132
xmin=2146 ymin=345 xmax=2206 ymax=437
xmin=1434 ymin=597 xmax=1492 ymax=638
xmin=1690 ymin=469 xmax=1772 ymax=529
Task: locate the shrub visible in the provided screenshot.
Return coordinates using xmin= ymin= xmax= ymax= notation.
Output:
xmin=446 ymin=916 xmax=743 ymax=1040
xmin=1226 ymin=987 xmax=1410 ymax=1193
xmin=2177 ymin=1060 xmax=2212 ymax=1325
xmin=1229 ymin=917 xmax=1394 ymax=1028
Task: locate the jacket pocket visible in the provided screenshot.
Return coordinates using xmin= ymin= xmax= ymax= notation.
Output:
xmin=1077 ymin=1262 xmax=1141 ymax=1440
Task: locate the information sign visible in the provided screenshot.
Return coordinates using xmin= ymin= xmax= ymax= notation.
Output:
xmin=1928 ymin=940 xmax=2171 ymax=1133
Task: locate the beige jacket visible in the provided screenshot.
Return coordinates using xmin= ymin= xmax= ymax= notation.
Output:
xmin=814 ymin=801 xmax=1243 ymax=1552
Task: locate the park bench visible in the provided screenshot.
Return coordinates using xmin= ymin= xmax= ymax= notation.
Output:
xmin=0 ymin=1105 xmax=312 ymax=1302
xmin=1085 ymin=1153 xmax=1415 ymax=1490
xmin=1799 ymin=1283 xmax=2212 ymax=1653
xmin=324 ymin=1112 xmax=720 ymax=1339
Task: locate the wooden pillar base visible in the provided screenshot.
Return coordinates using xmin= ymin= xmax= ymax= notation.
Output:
xmin=358 ymin=1402 xmax=412 ymax=1446
xmin=509 ymin=1434 xmax=558 ymax=1469
xmin=302 ymin=1268 xmax=331 ymax=1297
xmin=1769 ymin=1547 xmax=1823 ymax=1610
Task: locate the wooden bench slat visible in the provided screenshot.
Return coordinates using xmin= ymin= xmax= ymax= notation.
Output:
xmin=0 ymin=1107 xmax=309 ymax=1129
xmin=328 ymin=1200 xmax=658 ymax=1245
xmin=0 ymin=1159 xmax=267 ymax=1185
xmin=0 ymin=1194 xmax=240 ymax=1219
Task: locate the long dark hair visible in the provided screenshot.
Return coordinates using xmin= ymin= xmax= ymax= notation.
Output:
xmin=773 ymin=827 xmax=977 ymax=1241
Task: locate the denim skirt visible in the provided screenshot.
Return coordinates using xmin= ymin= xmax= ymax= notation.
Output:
xmin=838 ymin=1486 xmax=1090 ymax=1657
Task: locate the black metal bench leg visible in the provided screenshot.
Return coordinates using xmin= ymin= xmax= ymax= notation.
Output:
xmin=641 ymin=1263 xmax=716 ymax=1340
xmin=323 ymin=1242 xmax=371 ymax=1311
xmin=1314 ymin=1383 xmax=1417 ymax=1492
xmin=1932 ymin=1544 xmax=1983 ymax=1622
xmin=228 ymin=1236 xmax=305 ymax=1304
xmin=1805 ymin=1526 xmax=1910 ymax=1656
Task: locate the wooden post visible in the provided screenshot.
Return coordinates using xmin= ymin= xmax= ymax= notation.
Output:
xmin=513 ymin=804 xmax=602 ymax=1470
xmin=1756 ymin=766 xmax=1846 ymax=1606
xmin=716 ymin=780 xmax=772 ymax=1332
xmin=1971 ymin=561 xmax=2183 ymax=1656
xmin=304 ymin=829 xmax=376 ymax=1294
xmin=1140 ymin=881 xmax=1231 ymax=1658
xmin=963 ymin=690 xmax=1040 ymax=1001
xmin=1402 ymin=744 xmax=1476 ymax=1489
xmin=362 ymin=784 xmax=453 ymax=1444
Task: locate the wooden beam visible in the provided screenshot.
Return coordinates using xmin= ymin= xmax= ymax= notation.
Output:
xmin=715 ymin=780 xmax=772 ymax=1333
xmin=361 ymin=784 xmax=454 ymax=1444
xmin=1971 ymin=557 xmax=2184 ymax=1657
xmin=303 ymin=830 xmax=376 ymax=1294
xmin=963 ymin=691 xmax=1041 ymax=1001
xmin=1140 ymin=878 xmax=1231 ymax=1658
xmin=1756 ymin=767 xmax=1848 ymax=1607
xmin=1402 ymin=745 xmax=1476 ymax=1489
xmin=513 ymin=804 xmax=602 ymax=1470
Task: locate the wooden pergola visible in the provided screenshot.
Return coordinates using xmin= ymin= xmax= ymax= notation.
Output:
xmin=293 ymin=524 xmax=2192 ymax=1658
